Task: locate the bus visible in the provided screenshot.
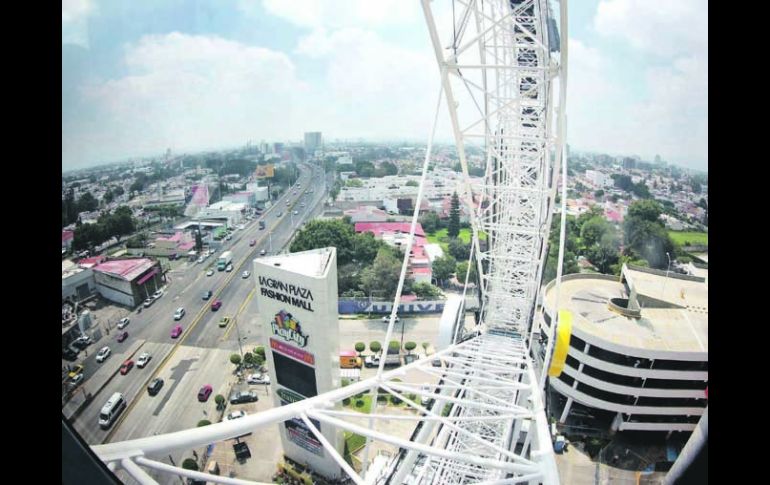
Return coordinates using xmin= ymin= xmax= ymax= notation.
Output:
xmin=99 ymin=392 xmax=127 ymax=429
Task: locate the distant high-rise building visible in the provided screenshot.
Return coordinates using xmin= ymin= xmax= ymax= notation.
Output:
xmin=622 ymin=157 xmax=636 ymax=169
xmin=273 ymin=142 xmax=284 ymax=155
xmin=304 ymin=132 xmax=322 ymax=154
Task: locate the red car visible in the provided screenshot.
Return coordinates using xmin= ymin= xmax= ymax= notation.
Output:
xmin=171 ymin=325 xmax=183 ymax=338
xmin=117 ymin=331 xmax=128 ymax=342
xmin=211 ymin=299 xmax=222 ymax=311
xmin=198 ymin=384 xmax=213 ymax=402
xmin=120 ymin=359 xmax=134 ymax=375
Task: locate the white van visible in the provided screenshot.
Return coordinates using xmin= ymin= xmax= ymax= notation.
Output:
xmin=99 ymin=392 xmax=126 ymax=429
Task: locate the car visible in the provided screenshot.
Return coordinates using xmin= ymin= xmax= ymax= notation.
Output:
xmin=226 ymin=410 xmax=248 ymax=421
xmin=62 ymin=347 xmax=79 ymax=361
xmin=225 ymin=235 xmax=233 ymax=241
xmin=173 ymin=307 xmax=186 ymax=320
xmin=225 ymin=264 xmax=233 ymax=272
xmin=246 ymin=373 xmax=270 ymax=385
xmin=119 ymin=359 xmax=134 ymax=375
xmin=143 ymin=298 xmax=154 ymax=308
xmin=242 ymin=271 xmax=250 ymax=279
xmin=206 ymin=269 xmax=214 ymax=277
xmin=218 ymin=316 xmax=231 ymax=328
xmin=67 ymin=364 xmax=85 ymax=380
xmin=432 ymin=358 xmax=442 ymax=367
xmin=72 ymin=336 xmax=92 ymax=349
xmin=229 ymin=390 xmax=259 ymax=404
xmin=382 ymin=315 xmax=400 ymax=323
xmin=276 ymin=212 xmax=283 ymax=217
xmin=286 ymin=200 xmax=290 ymax=205
xmin=198 ymin=384 xmax=213 ymax=402
xmin=117 ymin=331 xmax=129 ymax=342
xmin=171 ymin=325 xmax=183 ymax=338
xmin=249 ymin=239 xmax=256 ymax=246
xmin=70 ymin=373 xmax=84 ymax=386
xmin=260 ymin=249 xmax=266 ymax=256
xmin=211 ymin=299 xmax=222 ymax=311
xmin=202 ymin=290 xmax=213 ymax=300
xmin=117 ymin=317 xmax=130 ymax=330
xmin=197 ymin=256 xmax=205 ymax=264
xmin=300 ymin=203 xmax=305 ymax=207
xmin=293 ymin=210 xmax=299 ymax=215
xmin=152 ymin=290 xmax=163 ymax=300
xmin=136 ymin=352 xmax=152 ymax=368
xmin=147 ymin=378 xmax=164 ymax=396
xmin=96 ymin=346 xmax=112 ymax=363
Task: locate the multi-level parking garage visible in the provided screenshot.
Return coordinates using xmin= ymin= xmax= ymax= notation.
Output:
xmin=534 ymin=264 xmax=708 ymax=434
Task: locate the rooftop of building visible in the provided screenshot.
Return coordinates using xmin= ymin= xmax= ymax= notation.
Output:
xmin=256 ymin=247 xmax=335 ymax=279
xmin=354 ymin=222 xmax=426 ymax=238
xmin=93 ymin=258 xmax=156 ymax=281
xmin=543 ymin=265 xmax=707 ymax=355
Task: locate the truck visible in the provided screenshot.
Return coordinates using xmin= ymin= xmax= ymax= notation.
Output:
xmin=217 ymin=251 xmax=233 ymax=271
xmin=339 ymin=351 xmax=362 ymax=369
xmin=364 ymin=353 xmax=401 ymax=368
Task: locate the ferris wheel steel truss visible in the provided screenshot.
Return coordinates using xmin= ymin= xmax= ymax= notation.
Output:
xmin=90 ymin=1 xmax=568 ymax=483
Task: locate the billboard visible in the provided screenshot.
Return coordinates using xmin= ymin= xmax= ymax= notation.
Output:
xmin=254 ymin=164 xmax=275 ymax=179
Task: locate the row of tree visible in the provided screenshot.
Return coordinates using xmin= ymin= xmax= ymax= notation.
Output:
xmin=355 ymin=341 xmax=430 ymax=355
xmin=62 ymin=190 xmax=99 ymax=227
xmin=72 ymin=206 xmax=137 ymax=251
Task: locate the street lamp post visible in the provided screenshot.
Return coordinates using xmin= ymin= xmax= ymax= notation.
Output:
xmin=233 ymin=317 xmax=244 ymax=359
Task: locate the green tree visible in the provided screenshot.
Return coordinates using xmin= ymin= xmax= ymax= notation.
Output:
xmin=580 ymin=216 xmax=611 ymax=248
xmin=447 ymin=238 xmax=470 ymax=261
xmin=290 ymin=219 xmax=357 ymax=264
xmin=447 ymin=192 xmax=461 ymax=238
xmin=422 ymin=342 xmax=430 ymax=353
xmin=412 ymin=282 xmax=442 ymax=298
xmin=585 ymin=232 xmax=620 ymax=273
xmin=432 ymin=255 xmax=457 ymax=286
xmin=388 ymin=340 xmax=400 ymax=354
xmin=103 ymin=206 xmax=136 ymax=242
xmin=354 ymin=342 xmax=366 ymax=356
xmin=182 ymin=458 xmax=199 ymax=471
xmin=419 ymin=212 xmax=442 ymax=233
xmin=243 ymin=352 xmax=256 ymax=367
xmin=197 ymin=420 xmax=211 ymax=427
xmin=103 ymin=190 xmax=114 ymax=205
xmin=77 ymin=192 xmax=99 ymax=212
xmin=230 ymin=354 xmax=242 ymax=366
xmin=594 ymin=189 xmax=604 ymax=199
xmin=404 ymin=342 xmax=417 ymax=355
xmin=195 ymin=230 xmax=203 ymax=252
xmin=346 ymin=178 xmax=364 ymax=188
xmin=360 ymin=247 xmax=411 ymax=298
xmin=369 ymin=341 xmax=382 ymax=354
xmin=405 ymin=180 xmax=419 ymax=187
xmin=455 ymin=261 xmax=478 ymax=285
xmin=627 ymin=200 xmax=662 ymax=222
xmin=214 ymin=394 xmax=225 ymax=410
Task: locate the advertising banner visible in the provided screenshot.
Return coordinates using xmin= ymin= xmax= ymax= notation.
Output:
xmin=254 ymin=164 xmax=275 ymax=179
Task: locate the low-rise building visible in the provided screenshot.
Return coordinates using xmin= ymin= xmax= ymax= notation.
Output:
xmin=355 ymin=222 xmax=433 ymax=284
xmin=93 ymin=258 xmax=164 ymax=307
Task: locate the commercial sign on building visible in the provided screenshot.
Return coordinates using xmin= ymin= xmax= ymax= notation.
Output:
xmin=254 ymin=248 xmax=342 ymax=480
xmin=254 ymin=164 xmax=275 ymax=179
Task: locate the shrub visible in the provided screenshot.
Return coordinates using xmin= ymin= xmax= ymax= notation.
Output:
xmin=390 ymin=395 xmax=402 ymax=405
xmin=355 ymin=399 xmax=365 ymax=408
xmin=230 ymin=354 xmax=242 ymax=366
xmin=407 ymin=393 xmax=417 ymax=402
xmin=354 ymin=342 xmax=366 ymax=355
xmin=182 ymin=458 xmax=199 ymax=471
xmin=214 ymin=394 xmax=225 ymax=409
xmin=377 ymin=395 xmax=388 ymax=403
xmin=404 ymin=342 xmax=417 ymax=354
xmin=422 ymin=342 xmax=430 ymax=351
xmin=197 ymin=420 xmax=211 ymax=427
xmin=341 ymin=378 xmax=350 ymax=387
xmin=388 ymin=341 xmax=400 ymax=353
xmin=355 ymin=392 xmax=365 ymax=399
xmin=369 ymin=341 xmax=382 ymax=354
xmin=342 ymin=398 xmax=351 ymax=406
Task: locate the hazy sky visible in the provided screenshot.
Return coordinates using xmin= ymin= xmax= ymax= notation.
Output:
xmin=62 ymin=0 xmax=708 ymax=172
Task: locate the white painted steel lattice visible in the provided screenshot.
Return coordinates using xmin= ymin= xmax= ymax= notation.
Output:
xmin=90 ymin=1 xmax=568 ymax=484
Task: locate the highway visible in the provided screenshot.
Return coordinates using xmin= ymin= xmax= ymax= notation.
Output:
xmin=70 ymin=162 xmax=329 ymax=446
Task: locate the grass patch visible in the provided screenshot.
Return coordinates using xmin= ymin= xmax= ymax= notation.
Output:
xmin=426 ymin=228 xmax=487 ymax=252
xmin=343 ymin=394 xmax=373 ymax=414
xmin=669 ymin=231 xmax=708 ymax=246
xmin=344 ymin=432 xmax=367 ymax=454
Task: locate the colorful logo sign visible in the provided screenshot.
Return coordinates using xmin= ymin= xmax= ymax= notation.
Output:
xmin=271 ymin=310 xmax=309 ymax=348
xmin=254 ymin=164 xmax=275 ymax=179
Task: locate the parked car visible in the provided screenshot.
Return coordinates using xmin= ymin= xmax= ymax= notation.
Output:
xmin=197 ymin=256 xmax=205 ymax=264
xmin=382 ymin=315 xmax=400 ymax=323
xmin=259 ymin=249 xmax=266 ymax=256
xmin=206 ymin=269 xmax=214 ymax=276
xmin=229 ymin=390 xmax=259 ymax=404
xmin=143 ymin=298 xmax=154 ymax=308
xmin=152 ymin=290 xmax=163 ymax=300
xmin=117 ymin=317 xmax=130 ymax=330
xmin=211 ymin=300 xmax=222 ymax=311
xmin=136 ymin=352 xmax=152 ymax=368
xmin=218 ymin=316 xmax=231 ymax=328
xmin=226 ymin=410 xmax=248 ymax=421
xmin=119 ymin=359 xmax=134 ymax=375
xmin=225 ymin=235 xmax=233 ymax=241
xmin=147 ymin=378 xmax=164 ymax=396
xmin=432 ymin=358 xmax=442 ymax=367
xmin=225 ymin=264 xmax=233 ymax=272
xmin=72 ymin=335 xmax=92 ymax=349
xmin=202 ymin=290 xmax=212 ymax=300
xmin=171 ymin=325 xmax=183 ymax=338
xmin=70 ymin=373 xmax=84 ymax=386
xmin=198 ymin=384 xmax=213 ymax=402
xmin=173 ymin=307 xmax=186 ymax=320
xmin=293 ymin=210 xmax=299 ymax=215
xmin=249 ymin=239 xmax=256 ymax=246
xmin=62 ymin=347 xmax=79 ymax=361
xmin=242 ymin=271 xmax=250 ymax=279
xmin=117 ymin=331 xmax=129 ymax=342
xmin=246 ymin=373 xmax=270 ymax=385
xmin=96 ymin=346 xmax=111 ymax=363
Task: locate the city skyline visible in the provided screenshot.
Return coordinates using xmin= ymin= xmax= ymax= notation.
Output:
xmin=62 ymin=0 xmax=707 ymax=172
